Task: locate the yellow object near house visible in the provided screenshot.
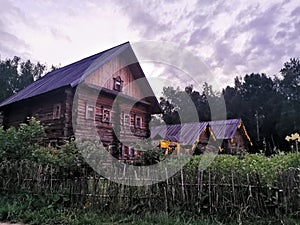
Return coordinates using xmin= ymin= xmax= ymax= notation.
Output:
xmin=160 ymin=140 xmax=180 ymax=155
xmin=160 ymin=140 xmax=170 ymax=148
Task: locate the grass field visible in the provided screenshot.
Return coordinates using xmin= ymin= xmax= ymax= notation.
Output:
xmin=0 ymin=193 xmax=298 ymax=225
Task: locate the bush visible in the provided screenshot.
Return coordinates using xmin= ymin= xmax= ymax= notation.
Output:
xmin=186 ymin=152 xmax=300 ymax=185
xmin=0 ymin=117 xmax=45 ymax=163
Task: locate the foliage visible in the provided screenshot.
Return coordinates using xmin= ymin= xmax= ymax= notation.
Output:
xmin=33 ymin=141 xmax=83 ymax=168
xmin=0 ymin=56 xmax=46 ymax=102
xmin=159 ymin=83 xmax=218 ymax=124
xmin=132 ymin=138 xmax=166 ymax=165
xmin=187 ymin=153 xmax=300 ymax=185
xmin=0 ymin=117 xmax=45 ymax=162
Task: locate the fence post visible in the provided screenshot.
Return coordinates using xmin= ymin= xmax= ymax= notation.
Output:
xmin=181 ymin=166 xmax=185 ymax=202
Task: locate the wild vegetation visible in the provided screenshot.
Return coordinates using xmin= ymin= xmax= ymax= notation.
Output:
xmin=0 ymin=120 xmax=299 ymax=224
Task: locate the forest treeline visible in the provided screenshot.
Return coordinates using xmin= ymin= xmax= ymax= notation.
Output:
xmin=158 ymin=58 xmax=300 ymax=153
xmin=0 ymin=56 xmax=299 ymax=153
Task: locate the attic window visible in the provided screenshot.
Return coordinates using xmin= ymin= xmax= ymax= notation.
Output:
xmin=53 ymin=103 xmax=61 ymax=119
xmin=113 ymin=76 xmax=123 ymax=92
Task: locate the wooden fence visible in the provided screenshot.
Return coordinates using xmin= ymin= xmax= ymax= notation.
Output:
xmin=1 ymin=164 xmax=299 ymax=219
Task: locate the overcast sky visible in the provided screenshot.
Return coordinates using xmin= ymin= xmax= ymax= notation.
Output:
xmin=0 ymin=0 xmax=299 ymax=91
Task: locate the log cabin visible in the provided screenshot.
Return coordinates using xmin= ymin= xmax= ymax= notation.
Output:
xmin=150 ymin=119 xmax=252 ymax=154
xmin=0 ymin=42 xmax=162 ymax=158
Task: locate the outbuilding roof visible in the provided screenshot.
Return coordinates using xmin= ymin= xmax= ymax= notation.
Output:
xmin=150 ymin=119 xmax=251 ymax=145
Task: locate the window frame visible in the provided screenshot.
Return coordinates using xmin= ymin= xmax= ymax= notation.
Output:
xmin=53 ymin=103 xmax=61 ymax=119
xmin=135 ymin=116 xmax=143 ymax=128
xmin=102 ymin=107 xmax=111 ymax=123
xmin=85 ymin=103 xmax=95 ymax=120
xmin=113 ymin=76 xmax=123 ymax=92
xmin=124 ymin=113 xmax=130 ymax=126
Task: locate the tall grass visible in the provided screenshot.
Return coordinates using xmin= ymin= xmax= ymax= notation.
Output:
xmin=1 ymin=193 xmax=298 ymax=225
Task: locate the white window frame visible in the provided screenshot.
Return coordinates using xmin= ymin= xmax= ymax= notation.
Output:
xmin=124 ymin=114 xmax=130 ymax=126
xmin=113 ymin=76 xmax=123 ymax=92
xmin=53 ymin=103 xmax=61 ymax=119
xmin=85 ymin=104 xmax=95 ymax=120
xmin=135 ymin=116 xmax=142 ymax=128
xmin=102 ymin=108 xmax=111 ymax=123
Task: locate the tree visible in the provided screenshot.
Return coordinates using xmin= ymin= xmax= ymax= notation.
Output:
xmin=0 ymin=56 xmax=46 ymax=102
xmin=223 ymin=73 xmax=281 ymax=152
xmin=0 ymin=56 xmax=20 ymax=102
xmin=279 ymin=58 xmax=300 ymax=101
xmin=276 ymin=58 xmax=300 ymax=141
xmin=159 ymin=84 xmax=220 ymax=125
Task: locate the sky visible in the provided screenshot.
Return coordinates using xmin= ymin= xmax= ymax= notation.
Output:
xmin=0 ymin=0 xmax=299 ymax=93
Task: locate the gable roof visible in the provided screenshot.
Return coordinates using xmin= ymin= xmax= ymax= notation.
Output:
xmin=150 ymin=119 xmax=251 ymax=145
xmin=208 ymin=119 xmax=241 ymax=139
xmin=0 ymin=42 xmax=161 ymax=113
xmin=151 ymin=122 xmax=208 ymax=145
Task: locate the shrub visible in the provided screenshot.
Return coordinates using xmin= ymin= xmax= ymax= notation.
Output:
xmin=185 ymin=152 xmax=300 ymax=185
xmin=0 ymin=117 xmax=45 ymax=163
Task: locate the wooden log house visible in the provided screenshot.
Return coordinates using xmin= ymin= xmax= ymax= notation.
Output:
xmin=0 ymin=42 xmax=162 ymax=158
xmin=151 ymin=119 xmax=253 ymax=154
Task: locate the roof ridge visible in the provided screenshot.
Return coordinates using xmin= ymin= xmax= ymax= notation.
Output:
xmin=38 ymin=41 xmax=130 ymax=81
xmin=0 ymin=41 xmax=130 ymax=107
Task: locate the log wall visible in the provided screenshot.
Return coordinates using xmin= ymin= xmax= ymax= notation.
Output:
xmin=74 ymin=86 xmax=150 ymax=146
xmin=2 ymin=87 xmax=74 ymax=141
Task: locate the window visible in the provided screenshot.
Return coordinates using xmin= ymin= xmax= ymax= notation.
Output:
xmin=124 ymin=114 xmax=130 ymax=126
xmin=85 ymin=104 xmax=95 ymax=120
xmin=113 ymin=76 xmax=123 ymax=92
xmin=102 ymin=108 xmax=111 ymax=122
xmin=135 ymin=116 xmax=142 ymax=128
xmin=53 ymin=103 xmax=61 ymax=119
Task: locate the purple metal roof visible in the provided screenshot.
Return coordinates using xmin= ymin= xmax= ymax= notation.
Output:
xmin=0 ymin=42 xmax=130 ymax=107
xmin=151 ymin=122 xmax=208 ymax=145
xmin=209 ymin=119 xmax=241 ymax=139
xmin=150 ymin=119 xmax=242 ymax=144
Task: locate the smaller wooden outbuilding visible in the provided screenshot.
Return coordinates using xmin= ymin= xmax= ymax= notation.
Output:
xmin=150 ymin=119 xmax=252 ymax=155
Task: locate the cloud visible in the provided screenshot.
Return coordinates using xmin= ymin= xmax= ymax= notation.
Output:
xmin=50 ymin=28 xmax=71 ymax=42
xmin=120 ymin=0 xmax=299 ymax=88
xmin=115 ymin=1 xmax=172 ymax=39
xmin=187 ymin=27 xmax=214 ymax=46
xmin=291 ymin=6 xmax=300 ymax=17
xmin=0 ymin=0 xmax=32 ymax=58
xmin=0 ymin=0 xmax=299 ymax=90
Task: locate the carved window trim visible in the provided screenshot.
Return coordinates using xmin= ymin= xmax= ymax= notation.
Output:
xmin=102 ymin=107 xmax=111 ymax=123
xmin=113 ymin=76 xmax=123 ymax=92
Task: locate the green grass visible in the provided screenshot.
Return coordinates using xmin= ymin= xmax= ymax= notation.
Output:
xmin=0 ymin=193 xmax=298 ymax=225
